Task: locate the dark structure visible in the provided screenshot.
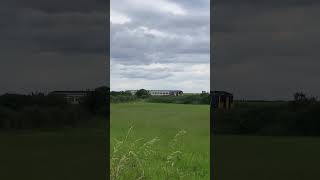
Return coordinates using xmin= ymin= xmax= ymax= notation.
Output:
xmin=210 ymin=91 xmax=234 ymax=109
xmin=50 ymin=91 xmax=90 ymax=104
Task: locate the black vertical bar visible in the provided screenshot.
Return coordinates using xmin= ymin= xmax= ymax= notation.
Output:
xmin=210 ymin=0 xmax=214 ymax=179
xmin=106 ymin=0 xmax=110 ymax=179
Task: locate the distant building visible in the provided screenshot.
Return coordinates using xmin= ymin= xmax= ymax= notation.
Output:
xmin=211 ymin=91 xmax=234 ymax=109
xmin=50 ymin=91 xmax=90 ymax=104
xmin=128 ymin=90 xmax=183 ymax=96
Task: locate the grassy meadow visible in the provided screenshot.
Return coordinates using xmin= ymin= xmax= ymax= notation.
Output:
xmin=214 ymin=135 xmax=320 ymax=180
xmin=110 ymin=100 xmax=320 ymax=180
xmin=2 ymin=93 xmax=319 ymax=180
xmin=213 ymin=100 xmax=320 ymax=179
xmin=0 ymin=88 xmax=108 ymax=179
xmin=110 ymin=102 xmax=210 ymax=179
xmin=0 ymin=126 xmax=106 ymax=180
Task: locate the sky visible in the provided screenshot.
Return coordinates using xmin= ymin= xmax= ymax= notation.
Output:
xmin=212 ymin=0 xmax=320 ymax=100
xmin=1 ymin=0 xmax=319 ymax=99
xmin=0 ymin=0 xmax=108 ymax=94
xmin=110 ymin=0 xmax=210 ymax=93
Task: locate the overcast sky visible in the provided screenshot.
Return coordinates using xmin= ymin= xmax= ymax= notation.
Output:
xmin=212 ymin=0 xmax=320 ymax=100
xmin=0 ymin=0 xmax=107 ymax=94
xmin=2 ymin=0 xmax=319 ymax=99
xmin=110 ymin=0 xmax=210 ymax=93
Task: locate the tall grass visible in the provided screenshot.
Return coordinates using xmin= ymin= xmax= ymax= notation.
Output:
xmin=110 ymin=126 xmax=208 ymax=180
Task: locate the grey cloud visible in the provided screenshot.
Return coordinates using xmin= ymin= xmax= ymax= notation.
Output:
xmin=111 ymin=13 xmax=209 ymax=65
xmin=111 ymin=0 xmax=210 ymax=91
xmin=121 ymin=71 xmax=172 ymax=80
xmin=1 ymin=0 xmax=106 ymax=13
xmin=111 ymin=23 xmax=210 ymax=64
xmin=0 ymin=9 xmax=106 ymax=55
xmin=214 ymin=0 xmax=320 ymax=6
xmin=112 ymin=63 xmax=174 ymax=80
xmin=212 ymin=0 xmax=320 ymax=100
xmin=0 ymin=0 xmax=108 ymax=94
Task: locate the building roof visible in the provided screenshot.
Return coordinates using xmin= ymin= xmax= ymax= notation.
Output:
xmin=127 ymin=89 xmax=183 ymax=92
xmin=149 ymin=90 xmax=183 ymax=92
xmin=211 ymin=91 xmax=233 ymax=96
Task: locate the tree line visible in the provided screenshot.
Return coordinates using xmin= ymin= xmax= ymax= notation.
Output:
xmin=110 ymin=89 xmax=211 ymax=104
xmin=214 ymin=92 xmax=320 ymax=136
xmin=0 ymin=86 xmax=109 ymax=130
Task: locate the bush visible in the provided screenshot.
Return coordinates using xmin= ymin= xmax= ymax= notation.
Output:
xmin=214 ymin=100 xmax=320 ymax=136
xmin=135 ymin=89 xmax=151 ymax=98
xmin=147 ymin=94 xmax=210 ymax=105
xmin=0 ymin=88 xmax=108 ymax=131
xmin=110 ymin=95 xmax=137 ymax=103
xmin=81 ymin=86 xmax=109 ymax=115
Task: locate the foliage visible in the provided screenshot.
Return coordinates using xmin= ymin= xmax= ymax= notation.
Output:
xmin=110 ymin=90 xmax=210 ymax=105
xmin=110 ymin=95 xmax=137 ymax=104
xmin=110 ymin=91 xmax=132 ymax=96
xmin=290 ymin=92 xmax=317 ymax=110
xmin=81 ymin=86 xmax=109 ymax=115
xmin=214 ymin=92 xmax=320 ymax=136
xmin=135 ymin=89 xmax=151 ymax=98
xmin=0 ymin=87 xmax=109 ymax=130
xmin=0 ymin=93 xmax=68 ymax=110
xmin=147 ymin=94 xmax=210 ymax=105
xmin=109 ymin=90 xmax=138 ymax=103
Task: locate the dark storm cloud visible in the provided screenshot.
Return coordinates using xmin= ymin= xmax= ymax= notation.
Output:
xmin=0 ymin=0 xmax=108 ymax=94
xmin=1 ymin=0 xmax=106 ymax=13
xmin=1 ymin=8 xmax=106 ymax=54
xmin=214 ymin=0 xmax=320 ymax=6
xmin=212 ymin=0 xmax=320 ymax=100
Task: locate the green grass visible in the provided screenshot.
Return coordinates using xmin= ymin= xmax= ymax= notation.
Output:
xmin=0 ymin=125 xmax=106 ymax=180
xmin=110 ymin=102 xmax=210 ymax=179
xmin=3 ymin=101 xmax=318 ymax=180
xmin=214 ymin=135 xmax=320 ymax=180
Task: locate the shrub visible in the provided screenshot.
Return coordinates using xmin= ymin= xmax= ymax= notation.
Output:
xmin=147 ymin=94 xmax=210 ymax=105
xmin=135 ymin=89 xmax=151 ymax=98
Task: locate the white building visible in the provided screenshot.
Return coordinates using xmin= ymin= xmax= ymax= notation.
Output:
xmin=128 ymin=90 xmax=183 ymax=96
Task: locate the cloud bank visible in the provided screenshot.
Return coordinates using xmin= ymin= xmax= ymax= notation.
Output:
xmin=111 ymin=0 xmax=210 ymax=93
xmin=212 ymin=0 xmax=320 ymax=100
xmin=0 ymin=0 xmax=108 ymax=94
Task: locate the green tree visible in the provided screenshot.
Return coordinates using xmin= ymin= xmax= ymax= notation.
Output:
xmin=81 ymin=86 xmax=109 ymax=115
xmin=135 ymin=89 xmax=151 ymax=98
xmin=294 ymin=92 xmax=307 ymax=102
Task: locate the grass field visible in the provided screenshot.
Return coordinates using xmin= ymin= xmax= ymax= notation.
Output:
xmin=2 ymin=101 xmax=319 ymax=180
xmin=0 ymin=124 xmax=106 ymax=180
xmin=111 ymin=102 xmax=320 ymax=180
xmin=110 ymin=102 xmax=210 ymax=179
xmin=214 ymin=135 xmax=320 ymax=180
